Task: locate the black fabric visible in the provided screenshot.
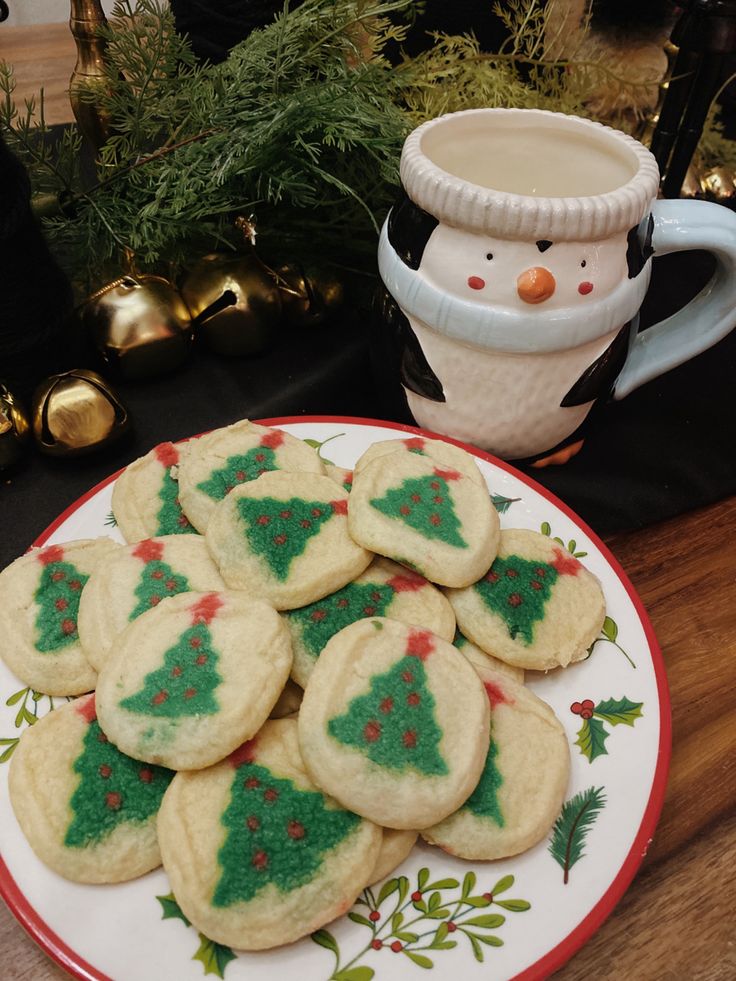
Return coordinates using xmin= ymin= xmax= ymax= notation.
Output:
xmin=0 ymin=135 xmax=74 ymax=400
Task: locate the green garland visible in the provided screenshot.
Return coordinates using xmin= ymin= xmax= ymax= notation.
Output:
xmin=0 ymin=0 xmax=732 ymax=292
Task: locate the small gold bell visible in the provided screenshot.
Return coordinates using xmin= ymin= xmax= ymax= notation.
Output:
xmin=83 ymin=275 xmax=193 ymax=380
xmin=275 ymin=263 xmax=345 ymax=328
xmin=180 ymin=252 xmax=282 ymax=356
xmin=0 ymin=383 xmax=31 ymax=469
xmin=32 ymin=369 xmax=130 ymax=457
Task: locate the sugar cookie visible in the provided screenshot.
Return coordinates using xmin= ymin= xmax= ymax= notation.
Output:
xmin=156 ymin=718 xmax=381 ymax=949
xmin=112 ymin=441 xmax=197 ymax=542
xmin=96 ymin=592 xmax=292 ymax=770
xmin=354 ymin=434 xmax=485 ymax=486
xmin=298 ymin=618 xmax=489 ymax=829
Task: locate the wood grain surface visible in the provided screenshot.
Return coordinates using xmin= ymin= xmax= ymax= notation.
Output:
xmin=1 ymin=21 xmax=735 ymax=981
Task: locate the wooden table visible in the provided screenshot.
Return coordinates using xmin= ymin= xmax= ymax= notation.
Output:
xmin=1 ymin=495 xmax=734 ymax=978
xmin=2 ymin=19 xmax=736 ymax=981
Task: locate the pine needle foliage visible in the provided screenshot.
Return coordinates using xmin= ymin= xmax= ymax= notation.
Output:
xmin=1 ymin=0 xmax=733 ymax=289
xmin=548 ymin=785 xmax=606 ymax=884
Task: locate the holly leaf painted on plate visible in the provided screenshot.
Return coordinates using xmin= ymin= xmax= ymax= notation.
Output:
xmin=192 ymin=934 xmax=237 ymax=978
xmin=156 ymin=893 xmax=190 ymax=926
xmin=594 ymin=697 xmax=643 ymax=727
xmin=575 ymin=717 xmax=609 ymax=762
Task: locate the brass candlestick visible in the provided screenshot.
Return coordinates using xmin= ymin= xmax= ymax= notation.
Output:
xmin=69 ymin=0 xmax=113 ymax=150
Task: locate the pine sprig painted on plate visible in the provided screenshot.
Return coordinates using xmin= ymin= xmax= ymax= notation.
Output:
xmin=312 ymin=868 xmax=530 ymax=974
xmin=490 ymin=492 xmax=520 ymax=515
xmin=157 ymin=894 xmax=237 ymax=978
xmin=549 ymin=787 xmax=606 ymax=884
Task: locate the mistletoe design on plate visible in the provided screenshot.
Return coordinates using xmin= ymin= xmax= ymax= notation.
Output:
xmin=571 ymin=696 xmax=643 ymax=762
xmin=157 ymin=894 xmax=237 ymax=979
xmin=313 ymin=868 xmax=531 ymax=976
xmin=303 ymin=431 xmax=345 ymax=467
xmin=549 ymin=786 xmax=606 ymax=884
xmin=589 ymin=615 xmax=637 ymax=669
xmin=539 ymin=520 xmax=588 ymax=558
xmin=0 ymin=687 xmax=69 ymax=763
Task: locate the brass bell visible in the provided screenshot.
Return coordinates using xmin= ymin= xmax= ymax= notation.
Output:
xmin=83 ymin=275 xmax=193 ymax=380
xmin=700 ymin=166 xmax=736 ymax=203
xmin=32 ymin=368 xmax=130 ymax=457
xmin=0 ymin=383 xmax=31 ymax=469
xmin=275 ymin=263 xmax=345 ymax=328
xmin=180 ymin=251 xmax=282 ymax=356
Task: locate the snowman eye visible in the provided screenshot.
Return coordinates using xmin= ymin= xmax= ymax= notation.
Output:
xmin=580 ymin=259 xmax=587 ymax=268
xmin=486 ymin=253 xmax=493 ymax=261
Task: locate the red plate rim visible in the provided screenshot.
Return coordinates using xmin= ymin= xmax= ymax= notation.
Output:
xmin=0 ymin=414 xmax=671 ymax=981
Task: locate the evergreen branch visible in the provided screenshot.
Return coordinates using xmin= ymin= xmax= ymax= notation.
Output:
xmin=549 ymin=786 xmax=606 ymax=883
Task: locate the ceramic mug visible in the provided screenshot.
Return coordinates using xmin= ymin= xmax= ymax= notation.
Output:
xmin=376 ymin=107 xmax=736 ymax=461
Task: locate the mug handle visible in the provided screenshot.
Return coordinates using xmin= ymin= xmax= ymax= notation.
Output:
xmin=614 ymin=198 xmax=736 ymax=399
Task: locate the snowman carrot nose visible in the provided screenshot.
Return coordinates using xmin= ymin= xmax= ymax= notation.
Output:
xmin=517 ymin=267 xmax=556 ymax=304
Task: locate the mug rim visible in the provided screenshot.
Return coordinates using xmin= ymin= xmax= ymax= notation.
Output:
xmin=400 ymin=108 xmax=660 ymax=242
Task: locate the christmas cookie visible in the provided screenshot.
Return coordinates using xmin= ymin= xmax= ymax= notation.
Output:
xmin=454 ymin=629 xmax=525 ymax=685
xmin=422 ymin=663 xmax=569 ymax=859
xmin=157 ymin=718 xmax=382 ymax=949
xmin=78 ymin=536 xmax=225 ymax=672
xmin=446 ymin=529 xmax=606 ymax=671
xmin=176 ymin=420 xmax=325 ymax=533
xmin=348 ymin=453 xmax=500 ymax=588
xmin=298 ymin=618 xmax=490 ymax=829
xmin=285 ymin=558 xmax=456 ymax=689
xmin=95 ymin=592 xmax=292 ymax=770
xmin=368 ymin=828 xmax=418 ymax=886
xmin=112 ymin=441 xmax=197 ymax=542
xmin=269 ymin=678 xmax=303 ymax=719
xmin=205 ymin=471 xmax=371 ymax=610
xmin=9 ymin=694 xmax=173 ymax=883
xmin=354 ymin=435 xmax=485 ymax=486
xmin=0 ymin=538 xmax=119 ymax=696
xmin=324 ymin=463 xmax=354 ymax=493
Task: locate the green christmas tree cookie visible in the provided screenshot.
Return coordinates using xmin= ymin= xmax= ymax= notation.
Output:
xmin=286 ymin=581 xmax=395 ymax=657
xmin=197 ymin=446 xmax=279 ymax=502
xmin=34 ymin=559 xmax=89 ymax=653
xmin=156 ymin=471 xmax=197 ymax=535
xmin=328 ymin=655 xmax=448 ymax=775
xmin=213 ymin=761 xmax=359 ymax=907
xmin=65 ymin=717 xmax=172 ymax=848
xmin=474 ymin=555 xmax=559 ymax=645
xmin=120 ymin=621 xmax=223 ymax=717
xmin=129 ymin=558 xmax=191 ymax=620
xmin=370 ymin=474 xmax=467 ymax=548
xmin=236 ymin=496 xmax=337 ymax=581
xmin=464 ymin=737 xmax=504 ymax=826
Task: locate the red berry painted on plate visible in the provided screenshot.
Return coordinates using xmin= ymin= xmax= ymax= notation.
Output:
xmin=411 ymin=890 xmax=423 ymax=901
xmin=391 ymin=941 xmax=403 ymax=952
xmin=372 ymin=939 xmax=383 ymax=949
xmin=369 ymin=910 xmax=381 ymax=922
xmin=571 ymin=701 xmax=583 ymax=715
xmin=447 ymin=921 xmax=457 ymax=932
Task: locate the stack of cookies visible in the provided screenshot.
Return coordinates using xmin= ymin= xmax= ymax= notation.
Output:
xmin=0 ymin=419 xmax=606 ymax=951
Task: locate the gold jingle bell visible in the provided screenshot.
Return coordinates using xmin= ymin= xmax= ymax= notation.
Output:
xmin=32 ymin=369 xmax=130 ymax=457
xmin=180 ymin=251 xmax=282 ymax=356
xmin=275 ymin=263 xmax=345 ymax=328
xmin=0 ymin=383 xmax=31 ymax=469
xmin=700 ymin=166 xmax=736 ymax=203
xmin=83 ymin=275 xmax=193 ymax=380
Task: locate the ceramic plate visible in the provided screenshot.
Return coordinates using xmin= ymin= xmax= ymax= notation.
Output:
xmin=0 ymin=416 xmax=670 ymax=981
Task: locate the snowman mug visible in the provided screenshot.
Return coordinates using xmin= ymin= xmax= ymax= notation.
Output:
xmin=377 ymin=107 xmax=736 ymax=461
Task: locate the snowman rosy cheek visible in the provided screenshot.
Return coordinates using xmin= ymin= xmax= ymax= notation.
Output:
xmin=578 ymin=281 xmax=594 ymax=295
xmin=467 ymin=276 xmax=485 ymax=290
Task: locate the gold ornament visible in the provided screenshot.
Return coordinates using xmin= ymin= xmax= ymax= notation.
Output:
xmin=699 ymin=167 xmax=736 ymax=203
xmin=31 ymin=369 xmax=130 ymax=457
xmin=180 ymin=250 xmax=282 ymax=356
xmin=275 ymin=263 xmax=345 ymax=328
xmin=83 ymin=275 xmax=193 ymax=380
xmin=69 ymin=0 xmax=114 ymax=150
xmin=0 ymin=383 xmax=31 ymax=469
